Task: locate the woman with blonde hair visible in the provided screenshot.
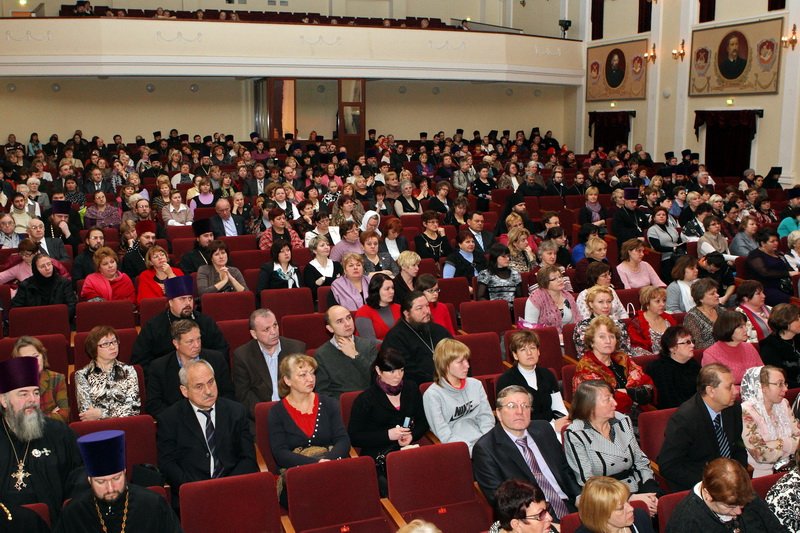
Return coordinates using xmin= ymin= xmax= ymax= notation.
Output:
xmin=578 ymin=186 xmax=608 ymax=232
xmin=422 ymin=338 xmax=494 ymax=454
xmin=574 ymin=236 xmax=623 ymax=292
xmin=393 ymin=250 xmax=421 ymax=305
xmin=136 ymin=245 xmax=184 ymax=303
xmin=574 ymin=285 xmax=633 ymax=357
xmin=577 ymin=476 xmax=655 ymax=532
xmin=507 ymin=225 xmax=537 ymax=274
xmin=11 ymin=336 xmax=69 ymax=423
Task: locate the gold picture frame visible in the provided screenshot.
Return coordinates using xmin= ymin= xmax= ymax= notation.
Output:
xmin=586 ymin=39 xmax=649 ymax=102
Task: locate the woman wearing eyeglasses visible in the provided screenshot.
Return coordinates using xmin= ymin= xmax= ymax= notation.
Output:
xmin=645 ymin=326 xmax=701 ymax=409
xmin=488 ymin=479 xmax=556 ymax=533
xmin=415 ymin=274 xmax=456 ymax=336
xmin=74 ymin=325 xmax=141 ymax=421
xmin=740 ymin=366 xmax=800 ymax=478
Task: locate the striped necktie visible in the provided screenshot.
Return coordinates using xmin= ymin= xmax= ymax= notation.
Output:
xmin=713 ymin=414 xmax=731 ymax=458
xmin=516 ymin=437 xmax=569 ymax=519
xmin=200 ymin=408 xmax=223 ymax=478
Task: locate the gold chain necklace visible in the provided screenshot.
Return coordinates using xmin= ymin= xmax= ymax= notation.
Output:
xmin=2 ymin=421 xmax=31 ymax=491
xmin=93 ymin=490 xmax=129 ymax=533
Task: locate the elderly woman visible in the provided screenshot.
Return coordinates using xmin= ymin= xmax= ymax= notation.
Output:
xmin=198 ymin=239 xmax=248 ymax=294
xmin=330 ymin=253 xmax=370 ymax=311
xmin=741 ymin=365 xmax=800 ymax=478
xmin=524 ymin=265 xmax=582 ymax=332
xmin=665 ymin=256 xmax=699 ymax=314
xmin=414 ymin=210 xmax=453 ymax=262
xmin=136 ymin=245 xmax=184 ymax=303
xmin=666 ymin=458 xmax=785 ymax=531
xmin=488 ymin=480 xmax=556 ymax=533
xmin=444 ymin=229 xmax=486 ymax=283
xmin=697 ymin=216 xmax=735 ymax=260
xmin=393 ymin=250 xmax=421 ymax=305
xmin=507 ymin=226 xmax=537 ymax=274
xmin=74 ymin=325 xmax=141 ymax=420
xmin=415 ymin=274 xmax=456 ymax=336
xmin=573 ymin=316 xmax=654 ymax=415
xmin=616 ymin=239 xmax=665 ymax=289
xmin=83 ymin=191 xmax=121 ymax=229
xmin=268 ymin=354 xmax=351 ymax=503
xmin=733 ymin=280 xmax=771 ymax=342
xmin=496 ymin=330 xmax=569 ymax=430
xmin=646 ymin=326 xmax=701 ymax=409
xmin=576 ymin=262 xmax=628 ymax=321
xmin=80 ymin=247 xmax=136 ymax=303
xmin=682 ymin=277 xmax=723 ymax=350
xmin=161 ymin=189 xmax=193 ymax=226
xmin=422 ymin=339 xmax=494 ymax=454
xmin=11 ymin=253 xmax=77 ymax=319
xmin=361 ymin=229 xmax=399 ymax=279
xmin=530 ymin=240 xmax=574 ymax=292
xmin=701 ymin=310 xmax=763 ymax=386
xmin=12 ymin=336 xmax=69 ymax=423
xmin=730 ymin=215 xmax=759 ymax=256
xmin=627 ymin=286 xmax=677 ymax=357
xmin=348 ymin=349 xmax=429 ymax=488
xmin=395 ymin=179 xmax=423 ymax=215
xmin=747 ymin=227 xmax=799 ymax=306
xmin=477 ymin=244 xmax=523 ymax=307
xmin=565 ymin=382 xmax=660 ymax=514
xmin=574 ymin=286 xmax=633 ymax=357
xmin=354 ymin=273 xmax=401 ymax=340
xmin=577 ymin=477 xmax=655 ymax=533
xmin=574 ymin=237 xmax=623 ymax=292
xmin=760 ymin=304 xmax=800 ymax=389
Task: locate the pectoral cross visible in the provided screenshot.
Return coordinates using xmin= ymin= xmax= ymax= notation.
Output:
xmin=11 ymin=461 xmax=30 ymax=491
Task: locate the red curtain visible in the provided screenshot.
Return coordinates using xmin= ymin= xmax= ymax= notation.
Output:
xmin=694 ymin=110 xmax=762 ymax=177
xmin=591 ymin=0 xmax=604 ymax=40
xmin=698 ymin=0 xmax=715 ymax=23
xmin=638 ymin=0 xmax=652 ymax=33
xmin=588 ymin=111 xmax=634 ymax=151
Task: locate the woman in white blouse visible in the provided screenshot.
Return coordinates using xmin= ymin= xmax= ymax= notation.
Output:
xmin=302 ymin=235 xmax=343 ymax=302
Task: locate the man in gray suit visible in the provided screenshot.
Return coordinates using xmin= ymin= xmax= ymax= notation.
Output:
xmin=232 ymin=309 xmax=306 ymax=419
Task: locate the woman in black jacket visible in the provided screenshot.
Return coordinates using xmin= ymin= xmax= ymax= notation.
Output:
xmin=11 ymin=253 xmax=77 ymax=319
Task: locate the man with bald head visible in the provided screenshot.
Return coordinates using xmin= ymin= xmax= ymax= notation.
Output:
xmin=209 ymin=198 xmax=246 ymax=238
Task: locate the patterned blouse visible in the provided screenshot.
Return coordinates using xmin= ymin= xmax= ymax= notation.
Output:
xmin=477 ymin=268 xmax=521 ymax=307
xmin=573 ymin=316 xmax=632 ymax=358
xmin=75 ymin=360 xmax=141 ymax=418
xmin=40 ymin=369 xmax=69 ymax=424
xmin=766 ymin=468 xmax=800 ymax=531
xmin=682 ymin=306 xmax=722 ymax=351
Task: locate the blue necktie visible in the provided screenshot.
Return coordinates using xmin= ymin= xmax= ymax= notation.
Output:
xmin=713 ymin=414 xmax=731 ymax=458
xmin=200 ymin=409 xmax=223 ymax=478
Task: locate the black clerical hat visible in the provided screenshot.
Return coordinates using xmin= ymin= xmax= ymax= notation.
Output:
xmin=78 ymin=430 xmax=126 ymax=477
xmin=192 ymin=219 xmax=212 ymax=237
xmin=0 ymin=358 xmax=38 ymax=393
xmin=165 ymin=275 xmax=194 ymax=299
xmin=623 ymin=188 xmax=639 ymax=200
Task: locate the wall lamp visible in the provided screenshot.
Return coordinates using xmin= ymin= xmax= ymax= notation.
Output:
xmin=672 ymin=39 xmax=686 ymax=61
xmin=782 ymin=24 xmax=797 ymax=50
xmin=644 ymin=44 xmax=657 ymax=64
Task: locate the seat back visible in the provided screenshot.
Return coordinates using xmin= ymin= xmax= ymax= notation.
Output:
xmin=200 ymin=291 xmax=256 ymax=322
xmin=339 ymin=390 xmax=362 ymax=429
xmin=9 ymin=304 xmax=70 ymax=340
xmin=69 ymin=415 xmax=158 ymax=476
xmin=437 ymin=277 xmax=472 ymax=307
xmin=562 ymin=322 xmax=578 ymax=359
xmin=260 ymin=287 xmax=314 ymax=324
xmin=317 ymin=286 xmax=333 ymax=312
xmin=216 ymin=320 xmax=253 ymax=364
xmin=76 ymin=300 xmax=137 ymax=332
xmin=139 ymin=297 xmax=167 ymax=326
xmin=286 ymin=456 xmax=392 ymax=533
xmin=74 ymin=328 xmax=138 ymax=368
xmin=657 ymin=489 xmax=689 ymax=532
xmin=638 ymin=407 xmax=678 ymax=460
xmin=0 ymin=334 xmax=70 ymax=376
xmin=752 ymin=472 xmax=784 ymax=499
xmin=459 ymin=300 xmax=512 ymax=334
xmin=386 ymin=442 xmax=492 ymax=531
xmin=560 ymin=511 xmax=582 ymax=533
xmin=220 ymin=235 xmax=257 ymax=251
xmin=180 ymin=472 xmax=281 ymax=533
xmin=616 ymin=288 xmax=641 ymax=314
xmin=454 ymin=332 xmax=504 ymax=376
xmin=21 ymin=503 xmax=50 ymax=527
xmin=281 ymin=313 xmax=331 ymax=349
xmin=254 ymin=401 xmax=279 ymax=474
xmin=503 ymin=326 xmax=564 ymax=374
xmin=229 ymin=249 xmax=269 ymax=271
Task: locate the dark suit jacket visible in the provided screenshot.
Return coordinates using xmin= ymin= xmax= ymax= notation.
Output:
xmin=469 ymin=229 xmax=495 ymax=255
xmin=156 ymin=397 xmax=258 ymax=491
xmin=658 ymin=393 xmax=747 ymax=491
xmin=243 ymin=178 xmax=267 ymax=198
xmin=82 ymin=180 xmax=115 ymax=195
xmin=209 ymin=214 xmax=246 ymax=238
xmin=39 ymin=237 xmax=69 ymax=262
xmin=146 ymin=349 xmax=236 ymax=416
xmin=232 ymin=337 xmax=307 ymax=418
xmin=472 ymin=420 xmax=581 ymax=506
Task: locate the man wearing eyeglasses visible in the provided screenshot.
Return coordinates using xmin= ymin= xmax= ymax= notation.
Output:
xmin=473 ymin=385 xmax=580 ymax=521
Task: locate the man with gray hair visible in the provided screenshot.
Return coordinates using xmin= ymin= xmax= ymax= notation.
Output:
xmin=157 ymin=358 xmax=257 ymax=508
xmin=0 ymin=213 xmax=22 ymax=248
xmin=145 ymin=319 xmax=234 ymax=416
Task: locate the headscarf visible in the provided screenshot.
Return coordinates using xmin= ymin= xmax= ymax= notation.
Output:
xmin=740 ymin=366 xmax=795 ymax=440
xmin=359 ymin=210 xmax=381 ymax=235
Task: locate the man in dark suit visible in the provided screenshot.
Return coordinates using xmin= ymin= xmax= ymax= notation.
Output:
xmin=658 ymin=363 xmax=748 ymax=491
xmin=242 ymin=164 xmax=267 ymax=198
xmin=146 ymin=319 xmax=235 ymax=416
xmin=120 ymin=220 xmax=157 ymax=279
xmin=27 ymin=218 xmax=69 ymax=262
xmin=472 ymin=385 xmax=580 ymax=520
xmin=157 ymin=358 xmax=258 ymax=508
xmin=719 ymin=34 xmax=747 ymax=80
xmin=82 ymin=167 xmax=114 ymax=195
xmin=466 ymin=211 xmax=494 ymax=254
xmin=209 ymin=198 xmax=246 ymax=238
xmin=232 ymin=309 xmax=306 ymax=419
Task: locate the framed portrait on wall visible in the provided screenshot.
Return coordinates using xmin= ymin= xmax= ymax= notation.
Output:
xmin=586 ymin=39 xmax=648 ymax=101
xmin=689 ymin=18 xmax=782 ymax=96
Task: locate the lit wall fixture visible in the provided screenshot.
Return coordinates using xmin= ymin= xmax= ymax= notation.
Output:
xmin=782 ymin=24 xmax=797 ymax=50
xmin=644 ymin=44 xmax=657 ymax=64
xmin=672 ymin=39 xmax=686 ymax=61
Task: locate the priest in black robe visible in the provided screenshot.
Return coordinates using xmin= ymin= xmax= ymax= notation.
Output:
xmin=177 ymin=220 xmax=213 ymax=274
xmin=0 ymin=358 xmax=84 ymax=520
xmin=120 ymin=220 xmax=158 ymax=280
xmin=611 ymin=188 xmax=647 ymax=249
xmin=54 ymin=430 xmax=181 ymax=533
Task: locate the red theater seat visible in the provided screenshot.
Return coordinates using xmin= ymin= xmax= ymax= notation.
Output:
xmin=70 ymin=415 xmax=158 ymax=478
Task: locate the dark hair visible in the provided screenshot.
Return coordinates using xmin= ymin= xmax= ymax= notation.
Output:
xmin=467 ymin=211 xmax=484 ymax=222
xmin=456 ymin=228 xmax=475 ymax=245
xmin=703 ymin=252 xmax=725 ymax=269
xmin=659 ymin=325 xmax=693 ymax=359
xmin=671 ymin=256 xmax=698 ymax=281
xmin=401 ymin=290 xmax=426 ymax=314
xmin=695 ymin=203 xmax=713 ymax=216
xmin=698 ymin=363 xmax=732 ymax=394
xmin=170 ymin=319 xmax=199 ymax=341
xmin=544 ymin=226 xmax=565 ymax=240
xmin=586 ymin=261 xmax=611 ymax=287
xmin=712 ymin=310 xmax=747 ymax=342
xmin=414 ymin=273 xmax=438 ymax=292
xmin=541 ymin=211 xmax=558 ymax=224
xmin=207 ymin=239 xmax=229 ymax=257
xmin=296 ymin=200 xmax=311 ymax=212
xmin=339 ymin=220 xmax=358 ymax=236
xmin=768 ymin=303 xmax=800 ymax=334
xmin=735 ymin=280 xmax=764 ymax=302
xmin=488 ymin=243 xmax=510 ymax=274
xmin=570 ymin=380 xmax=614 ymax=421
xmin=84 ymin=325 xmax=119 ymax=361
xmin=312 ymin=211 xmax=331 ymax=224
xmin=577 ymin=223 xmax=599 ymax=245
xmin=366 ymin=272 xmax=393 ymax=309
xmin=702 ymin=215 xmax=721 ymax=231
xmin=270 ymin=241 xmax=292 ymax=264
xmin=493 ymin=479 xmax=547 ymax=531
xmin=755 ymin=227 xmax=779 ymax=246
xmin=373 ymin=347 xmax=405 ymax=373
xmin=421 ymin=210 xmax=439 ymax=224
xmin=690 ymin=277 xmax=718 ymax=305
xmin=267 ymin=207 xmax=285 ymax=221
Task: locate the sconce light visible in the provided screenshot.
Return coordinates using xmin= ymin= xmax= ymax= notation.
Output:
xmin=782 ymin=24 xmax=797 ymax=50
xmin=672 ymin=39 xmax=686 ymax=61
xmin=644 ymin=44 xmax=657 ymax=64
xmin=610 ymin=102 xmax=616 ymax=108
xmin=726 ymin=98 xmax=735 ymax=106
